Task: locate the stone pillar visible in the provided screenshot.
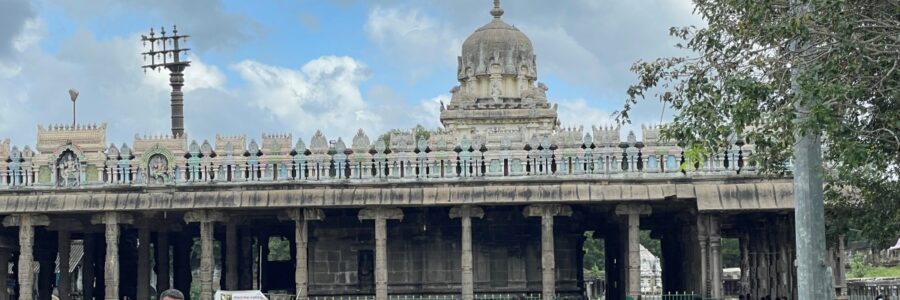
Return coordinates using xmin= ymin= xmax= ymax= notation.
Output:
xmin=58 ymin=230 xmax=72 ymax=300
xmin=615 ymin=204 xmax=651 ymax=299
xmin=173 ymin=231 xmax=193 ymax=300
xmin=91 ymin=212 xmax=134 ymax=300
xmin=0 ymin=237 xmax=11 ymax=300
xmin=3 ymin=214 xmax=50 ymax=300
xmin=157 ymin=230 xmax=171 ymax=293
xmin=185 ymin=210 xmax=225 ymax=300
xmin=524 ymin=204 xmax=573 ymax=300
xmin=708 ymin=215 xmax=723 ymax=298
xmin=284 ymin=208 xmax=325 ymax=300
xmin=358 ymin=207 xmax=404 ymax=300
xmin=37 ymin=248 xmax=55 ymax=300
xmin=83 ymin=234 xmax=96 ymax=300
xmin=240 ymin=228 xmax=253 ymax=290
xmin=450 ymin=206 xmax=485 ymax=300
xmin=137 ymin=225 xmax=151 ymax=300
xmin=226 ymin=222 xmax=238 ymax=290
xmin=0 ymin=245 xmax=9 ymax=300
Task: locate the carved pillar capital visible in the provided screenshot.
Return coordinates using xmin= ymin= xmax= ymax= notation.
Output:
xmin=2 ymin=214 xmax=50 ymax=227
xmin=523 ymin=204 xmax=572 ymax=218
xmin=183 ymin=210 xmax=226 ymax=223
xmin=358 ymin=207 xmax=404 ymax=221
xmin=450 ymin=205 xmax=484 ymax=219
xmin=281 ymin=208 xmax=326 ymax=222
xmin=90 ymin=212 xmax=134 ymax=225
xmin=614 ymin=204 xmax=651 ymax=216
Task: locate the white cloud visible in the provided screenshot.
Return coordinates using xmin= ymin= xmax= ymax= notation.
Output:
xmin=364 ymin=6 xmax=461 ymax=80
xmin=556 ymin=99 xmax=615 ymax=130
xmin=233 ymin=56 xmax=380 ymax=139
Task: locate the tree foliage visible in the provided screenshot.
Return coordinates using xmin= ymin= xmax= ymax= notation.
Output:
xmin=619 ymin=0 xmax=900 ymax=247
xmin=378 ymin=124 xmax=433 ymax=146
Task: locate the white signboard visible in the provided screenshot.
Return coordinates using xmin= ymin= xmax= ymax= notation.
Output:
xmin=213 ymin=290 xmax=269 ymax=300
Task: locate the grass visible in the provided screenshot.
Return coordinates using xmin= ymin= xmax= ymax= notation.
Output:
xmin=849 ymin=265 xmax=900 ymax=278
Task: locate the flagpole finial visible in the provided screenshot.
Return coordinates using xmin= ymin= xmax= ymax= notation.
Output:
xmin=491 ymin=0 xmax=504 ymax=18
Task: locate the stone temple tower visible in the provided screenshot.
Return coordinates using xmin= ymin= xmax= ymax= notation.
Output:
xmin=440 ymin=0 xmax=559 ymax=139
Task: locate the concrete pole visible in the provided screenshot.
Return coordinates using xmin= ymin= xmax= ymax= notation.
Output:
xmin=137 ymin=226 xmax=151 ymax=300
xmin=58 ymin=230 xmax=71 ymax=300
xmin=226 ymin=222 xmax=238 ymax=290
xmin=789 ymin=0 xmax=830 ymax=299
xmin=157 ymin=231 xmax=170 ymax=293
xmin=18 ymin=216 xmax=35 ymax=300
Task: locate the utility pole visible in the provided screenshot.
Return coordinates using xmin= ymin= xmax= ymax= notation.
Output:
xmin=141 ymin=25 xmax=191 ymax=137
xmin=790 ymin=0 xmax=831 ymax=299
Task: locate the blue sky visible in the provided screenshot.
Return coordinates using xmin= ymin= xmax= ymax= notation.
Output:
xmin=0 ymin=0 xmax=702 ymax=146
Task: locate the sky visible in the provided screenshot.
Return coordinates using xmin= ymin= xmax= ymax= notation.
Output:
xmin=0 ymin=0 xmax=703 ymax=147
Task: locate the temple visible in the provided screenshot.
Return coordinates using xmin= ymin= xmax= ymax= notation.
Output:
xmin=0 ymin=1 xmax=819 ymax=300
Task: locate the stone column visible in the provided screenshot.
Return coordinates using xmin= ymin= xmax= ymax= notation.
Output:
xmin=708 ymin=215 xmax=723 ymax=298
xmin=359 ymin=207 xmax=404 ymax=300
xmin=240 ymin=228 xmax=253 ymax=290
xmin=284 ymin=208 xmax=325 ymax=300
xmin=58 ymin=230 xmax=72 ymax=300
xmin=38 ymin=248 xmax=55 ymax=300
xmin=83 ymin=234 xmax=96 ymax=300
xmin=91 ymin=212 xmax=134 ymax=300
xmin=137 ymin=224 xmax=151 ymax=300
xmin=173 ymin=231 xmax=193 ymax=300
xmin=697 ymin=215 xmax=709 ymax=296
xmin=615 ymin=204 xmax=651 ymax=299
xmin=3 ymin=214 xmax=50 ymax=300
xmin=185 ymin=210 xmax=225 ymax=300
xmin=450 ymin=206 xmax=485 ymax=300
xmin=157 ymin=230 xmax=171 ymax=293
xmin=0 ymin=241 xmax=10 ymax=300
xmin=524 ymin=204 xmax=573 ymax=300
xmin=226 ymin=222 xmax=238 ymax=290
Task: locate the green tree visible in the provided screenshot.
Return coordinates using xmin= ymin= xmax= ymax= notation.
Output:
xmin=378 ymin=124 xmax=433 ymax=146
xmin=640 ymin=230 xmax=661 ymax=257
xmin=582 ymin=231 xmax=605 ymax=279
xmin=618 ymin=0 xmax=899 ymax=247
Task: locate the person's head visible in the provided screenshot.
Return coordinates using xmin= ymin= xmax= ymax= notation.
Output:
xmin=160 ymin=289 xmax=185 ymax=300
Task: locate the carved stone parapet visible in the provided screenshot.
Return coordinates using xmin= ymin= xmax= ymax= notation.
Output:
xmin=523 ymin=203 xmax=572 ymax=218
xmin=358 ymin=207 xmax=404 ymax=221
xmin=450 ymin=205 xmax=485 ymax=219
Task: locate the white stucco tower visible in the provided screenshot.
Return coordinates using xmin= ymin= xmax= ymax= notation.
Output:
xmin=440 ymin=0 xmax=559 ymax=139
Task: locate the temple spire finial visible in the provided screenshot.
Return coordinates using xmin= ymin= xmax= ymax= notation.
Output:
xmin=491 ymin=0 xmax=504 ymax=18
